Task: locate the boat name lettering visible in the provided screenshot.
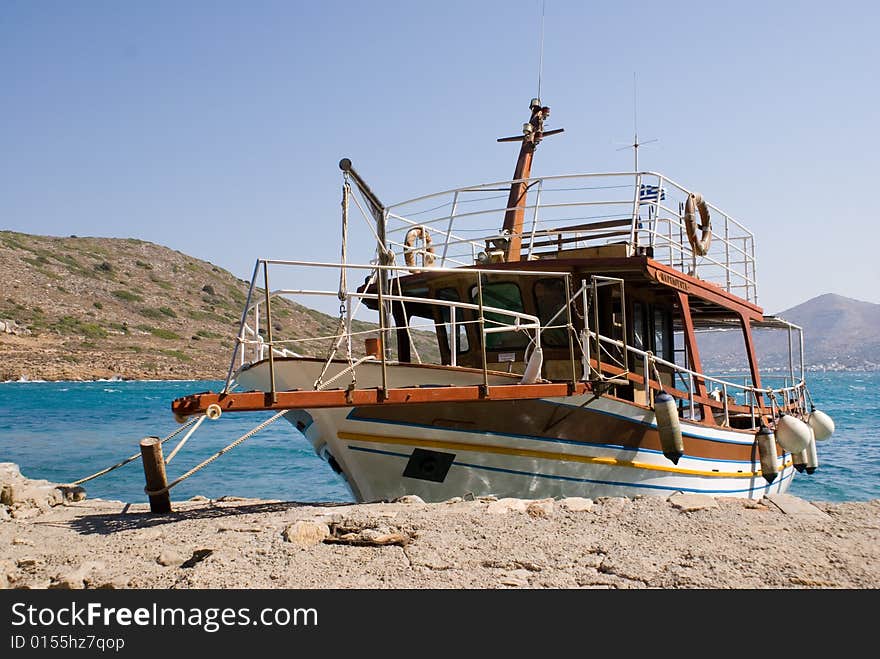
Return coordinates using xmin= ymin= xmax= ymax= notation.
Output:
xmin=657 ymin=272 xmax=689 ymax=291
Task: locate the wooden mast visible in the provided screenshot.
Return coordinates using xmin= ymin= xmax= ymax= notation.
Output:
xmin=497 ymin=99 xmax=563 ymax=262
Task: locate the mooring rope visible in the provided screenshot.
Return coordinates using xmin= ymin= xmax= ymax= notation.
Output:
xmin=68 ymin=415 xmax=203 ymax=486
xmin=144 ymin=410 xmax=288 ymax=497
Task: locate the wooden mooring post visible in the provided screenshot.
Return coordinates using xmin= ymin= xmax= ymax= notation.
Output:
xmin=140 ymin=436 xmax=172 ymax=513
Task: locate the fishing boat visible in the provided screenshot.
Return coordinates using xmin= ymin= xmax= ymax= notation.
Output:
xmin=170 ymin=98 xmax=835 ymax=503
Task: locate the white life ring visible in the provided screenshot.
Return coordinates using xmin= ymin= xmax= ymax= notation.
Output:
xmin=683 ymin=193 xmax=712 ymax=256
xmin=404 ymin=226 xmax=435 ymax=271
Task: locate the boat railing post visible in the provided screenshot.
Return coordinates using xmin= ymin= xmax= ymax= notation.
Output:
xmin=224 ymin=259 xmax=261 ymax=393
xmin=618 ymin=278 xmax=628 ymax=370
xmin=724 ymin=214 xmax=731 ymax=294
xmin=376 ymin=266 xmax=388 ymax=399
xmin=565 ymin=273 xmax=577 ymax=385
xmin=688 ymin=371 xmax=695 ymax=420
xmin=253 ymin=301 xmax=261 ymax=363
xmin=450 ymin=306 xmax=457 ymax=367
xmin=476 ymin=272 xmax=489 ymax=395
xmin=592 ymin=278 xmax=601 ymax=378
xmin=262 ymin=261 xmax=277 ymax=404
xmin=440 ymin=191 xmax=460 ymax=267
xmin=643 ymin=350 xmax=651 ymax=404
xmin=345 ymin=292 xmax=354 ymax=365
xmin=580 ymin=279 xmax=590 ymax=380
xmin=749 ymin=389 xmax=756 ymax=429
xmin=630 ymin=173 xmax=642 ymax=250
xmin=722 ymin=382 xmax=729 ymax=427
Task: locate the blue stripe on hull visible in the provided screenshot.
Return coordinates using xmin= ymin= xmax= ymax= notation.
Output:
xmin=347 ymin=445 xmax=792 ymax=496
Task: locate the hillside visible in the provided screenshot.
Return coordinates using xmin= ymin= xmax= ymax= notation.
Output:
xmin=697 ymin=293 xmax=880 ymax=372
xmin=0 ymin=231 xmax=438 ymax=381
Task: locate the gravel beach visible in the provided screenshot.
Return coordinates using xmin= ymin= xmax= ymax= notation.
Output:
xmin=2 ymin=462 xmax=879 ymax=590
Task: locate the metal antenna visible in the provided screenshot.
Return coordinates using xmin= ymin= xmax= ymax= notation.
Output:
xmin=616 ymin=72 xmax=658 ymax=172
xmin=537 ymin=0 xmax=546 ymax=101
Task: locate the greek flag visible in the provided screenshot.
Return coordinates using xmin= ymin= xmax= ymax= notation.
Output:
xmin=639 ymin=184 xmax=666 ymax=203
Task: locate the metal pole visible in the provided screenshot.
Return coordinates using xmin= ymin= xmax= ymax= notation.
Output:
xmin=376 ymin=268 xmax=388 ymax=398
xmin=450 ymin=306 xmax=457 ymax=367
xmin=565 ymin=274 xmax=577 ymax=384
xmin=263 ymin=261 xmax=277 ymax=403
xmin=592 ymin=278 xmax=601 ymax=378
xmin=581 ymin=279 xmax=590 ymax=380
xmin=440 ymin=191 xmax=460 ymax=267
xmin=477 ymin=273 xmax=489 ymax=394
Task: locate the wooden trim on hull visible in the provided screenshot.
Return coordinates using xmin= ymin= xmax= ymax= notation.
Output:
xmin=171 ymin=381 xmax=592 ymax=417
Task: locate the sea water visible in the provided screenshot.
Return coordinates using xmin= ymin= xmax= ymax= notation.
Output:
xmin=0 ymin=373 xmax=876 ymax=504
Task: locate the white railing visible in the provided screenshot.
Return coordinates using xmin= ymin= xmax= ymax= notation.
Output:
xmin=225 ymin=259 xmax=802 ymax=430
xmin=383 ymin=172 xmax=758 ymax=304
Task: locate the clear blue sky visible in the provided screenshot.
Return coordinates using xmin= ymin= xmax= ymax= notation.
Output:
xmin=2 ymin=0 xmax=878 ymax=315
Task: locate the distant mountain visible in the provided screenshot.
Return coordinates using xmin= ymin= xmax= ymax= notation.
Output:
xmin=697 ymin=293 xmax=880 ymax=372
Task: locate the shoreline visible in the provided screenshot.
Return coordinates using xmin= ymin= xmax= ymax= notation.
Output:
xmin=2 ymin=463 xmax=879 ymax=589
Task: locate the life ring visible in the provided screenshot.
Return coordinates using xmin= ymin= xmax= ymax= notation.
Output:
xmin=404 ymin=226 xmax=435 ymax=270
xmin=683 ymin=193 xmax=712 ymax=256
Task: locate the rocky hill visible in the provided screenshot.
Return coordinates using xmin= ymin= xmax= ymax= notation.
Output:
xmin=0 ymin=231 xmax=438 ymax=381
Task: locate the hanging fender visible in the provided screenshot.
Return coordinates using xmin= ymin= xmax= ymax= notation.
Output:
xmin=683 ymin=193 xmax=712 ymax=256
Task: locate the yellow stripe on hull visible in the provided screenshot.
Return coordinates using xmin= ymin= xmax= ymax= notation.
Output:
xmin=337 ymin=431 xmax=792 ymax=479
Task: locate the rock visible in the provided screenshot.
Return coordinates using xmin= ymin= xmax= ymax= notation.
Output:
xmin=444 ymin=497 xmax=464 ymax=504
xmin=49 ymin=571 xmax=86 ymax=590
xmin=12 ymin=537 xmax=33 ymax=546
xmin=201 ymin=284 xmax=216 ymax=296
xmin=189 ymin=495 xmax=210 ymax=502
xmin=764 ymin=493 xmax=831 ymax=519
xmin=559 ymin=497 xmax=594 ymax=512
xmin=49 ymin=561 xmax=105 ymax=590
xmin=486 ymin=498 xmax=527 ymax=514
xmin=57 ymin=485 xmax=87 ymax=503
xmin=282 ymin=520 xmax=330 ymax=547
xmin=0 ymin=507 xmax=9 ymax=521
xmin=526 ymin=499 xmax=555 ymax=518
xmin=156 ymin=550 xmax=188 ymax=567
xmin=394 ymin=495 xmax=425 ymax=504
xmin=668 ymin=492 xmax=718 ymax=512
xmin=86 ymin=574 xmax=130 ymax=589
xmin=0 ymin=485 xmax=15 ymax=506
xmin=0 ymin=559 xmax=15 ymax=589
xmin=500 ymin=569 xmax=532 ymax=587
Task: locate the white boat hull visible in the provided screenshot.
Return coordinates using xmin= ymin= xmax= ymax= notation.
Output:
xmin=234 ymin=358 xmax=795 ymax=502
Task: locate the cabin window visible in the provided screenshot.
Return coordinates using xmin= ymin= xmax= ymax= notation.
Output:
xmin=654 ymin=308 xmax=672 ymax=362
xmin=534 ymin=278 xmax=570 ymax=347
xmin=437 ymin=288 xmax=469 ymax=354
xmin=632 ymin=302 xmax=645 ymax=350
xmin=469 ymin=281 xmax=528 ymax=349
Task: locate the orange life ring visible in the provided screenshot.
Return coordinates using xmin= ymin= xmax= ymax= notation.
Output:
xmin=404 ymin=226 xmax=435 ymax=270
xmin=683 ymin=193 xmax=712 ymax=256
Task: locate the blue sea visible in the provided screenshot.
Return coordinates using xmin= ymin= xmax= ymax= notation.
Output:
xmin=0 ymin=373 xmax=877 ymax=504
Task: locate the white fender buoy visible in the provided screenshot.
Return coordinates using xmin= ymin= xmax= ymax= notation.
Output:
xmin=805 ymin=434 xmax=819 ymax=474
xmin=756 ymin=425 xmax=778 ymax=484
xmin=807 ymin=409 xmax=835 ymax=441
xmin=792 ymin=447 xmax=808 ymax=473
xmin=520 ymin=346 xmax=544 ymax=384
xmin=654 ymin=391 xmax=684 ymax=464
xmin=775 ymin=414 xmax=812 ymax=454
xmin=206 ymin=403 xmax=222 ymax=420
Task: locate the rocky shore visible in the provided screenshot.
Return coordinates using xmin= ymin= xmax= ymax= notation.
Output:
xmin=2 ymin=463 xmax=878 ymax=589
